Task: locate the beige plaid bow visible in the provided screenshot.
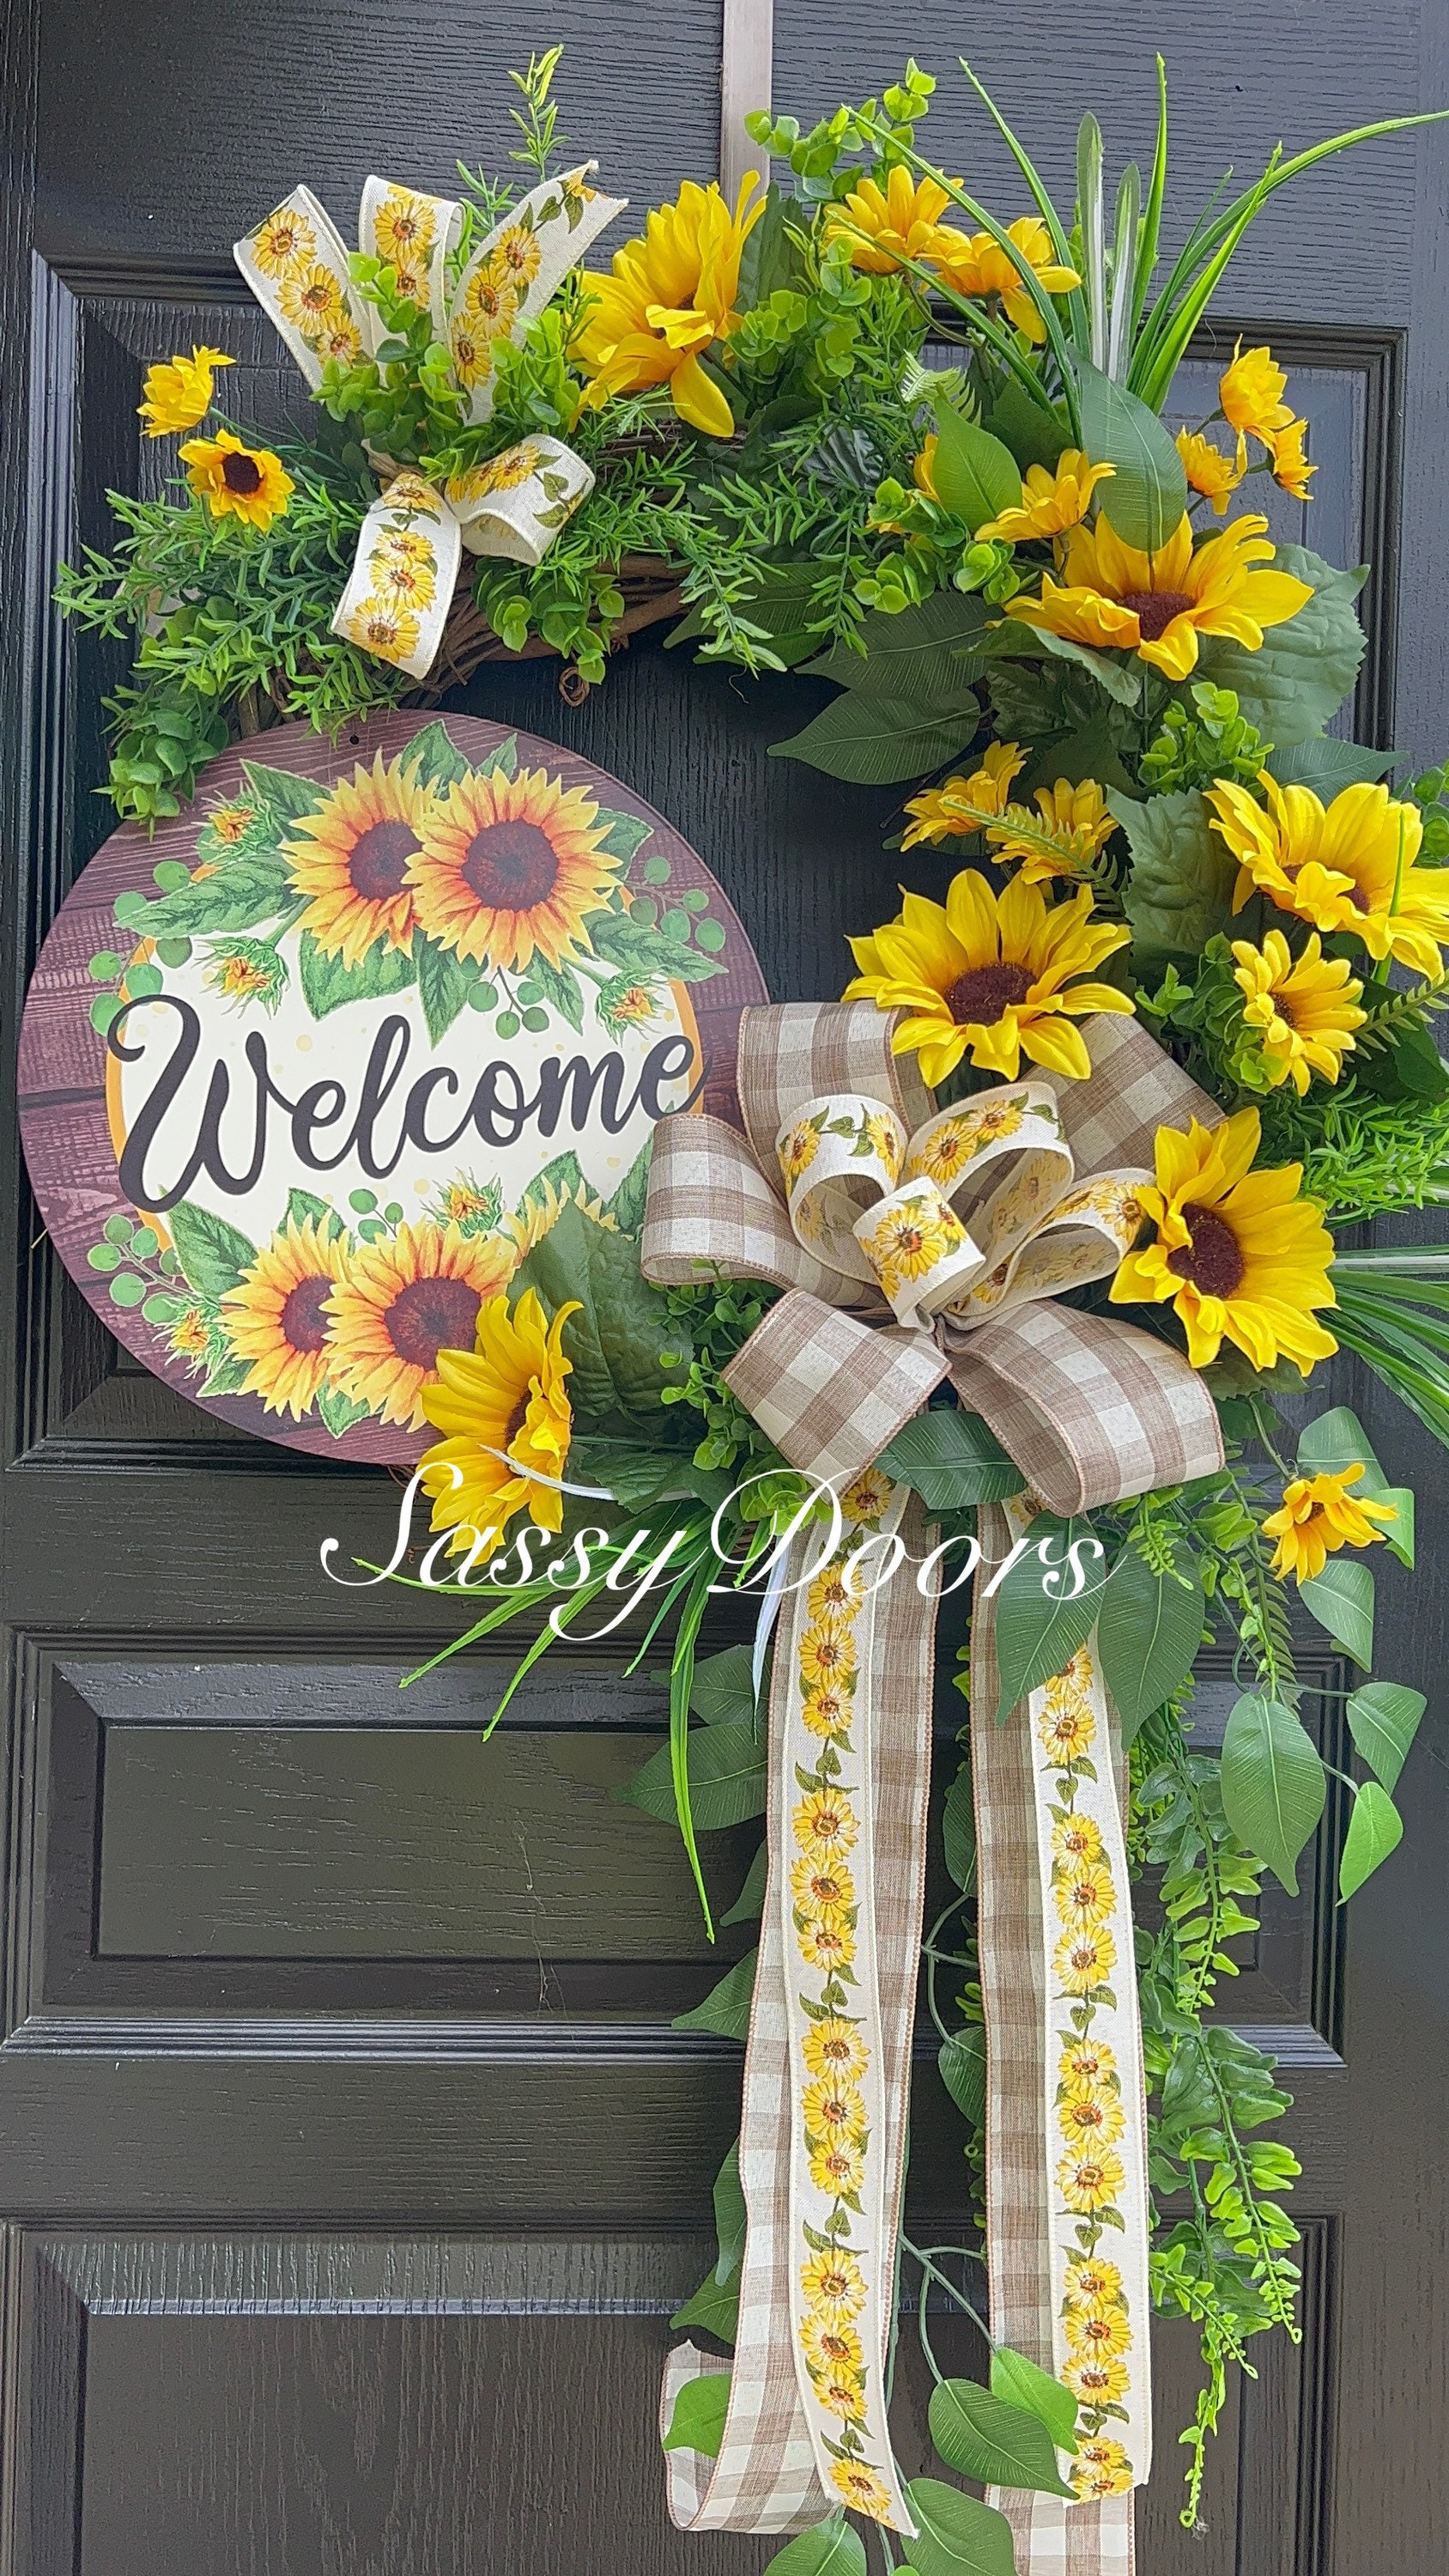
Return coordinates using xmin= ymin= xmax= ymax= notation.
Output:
xmin=642 ymin=1000 xmax=1226 ymax=1516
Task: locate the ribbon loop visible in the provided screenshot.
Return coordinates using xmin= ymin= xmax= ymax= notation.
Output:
xmin=722 ymin=1291 xmax=949 ymax=1486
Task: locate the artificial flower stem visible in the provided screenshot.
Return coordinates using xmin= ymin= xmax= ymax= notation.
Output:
xmin=669 ymin=1564 xmax=718 ymax=1939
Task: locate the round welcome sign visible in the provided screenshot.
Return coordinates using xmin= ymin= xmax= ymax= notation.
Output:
xmin=20 ymin=711 xmax=766 ymax=1461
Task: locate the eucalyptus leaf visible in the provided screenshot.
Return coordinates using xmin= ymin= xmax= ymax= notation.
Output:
xmin=991 ymin=1516 xmax=1111 ymax=1721
xmin=989 ymin=2347 xmax=1079 ymax=2454
xmin=1345 ymin=1680 xmax=1426 ymax=1794
xmin=903 ymin=2478 xmax=1016 ymax=2576
xmin=928 ymin=2379 xmax=1076 ymax=2497
xmin=1219 ymin=1692 xmax=1326 ymax=1894
xmin=1110 ymin=787 xmax=1238 ymax=964
xmin=618 ymin=1721 xmax=767 ymax=1830
xmin=1339 ymin=1779 xmax=1404 ymax=1899
xmin=1097 ymin=1546 xmax=1205 ymax=1745
xmin=770 ymin=690 xmax=980 ymax=785
xmin=673 ymin=1947 xmax=758 ymax=2039
xmin=662 ymin=2370 xmax=730 ymax=2456
xmin=1197 ymin=548 xmax=1367 ymax=747
xmin=1075 ymin=358 xmax=1188 ymax=554
xmin=1299 ymin=1558 xmax=1375 ymax=1668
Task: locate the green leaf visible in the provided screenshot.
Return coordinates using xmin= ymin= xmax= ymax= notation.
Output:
xmin=1299 ymin=1558 xmax=1374 ymax=1668
xmin=928 ymin=2380 xmax=1076 ymax=2498
xmin=876 ymin=1406 xmax=1028 ymax=1510
xmin=594 ymin=806 xmax=655 ymax=864
xmin=605 ymin=1138 xmax=654 ymax=1238
xmin=397 ymin=719 xmax=473 ymax=791
xmin=691 ymin=1643 xmax=757 ymax=1728
xmin=1097 ymin=1546 xmax=1204 ymax=1745
xmin=1265 ymin=738 xmax=1396 ymax=793
xmin=673 ymin=1947 xmax=758 ymax=2039
xmin=298 ymin=929 xmax=417 ymax=1018
xmin=737 ymin=182 xmax=807 ymax=308
xmin=985 ymin=379 xmax=1071 ymax=473
xmin=712 ymin=2140 xmax=746 ymax=2282
xmin=662 ymin=2370 xmax=730 ymax=2457
xmin=903 ymin=2479 xmax=1016 ymax=2576
xmin=761 ymin=2519 xmax=868 ymax=2576
xmin=1295 ymin=1406 xmax=1414 ymax=1566
xmin=167 ymin=1201 xmax=257 ymax=1303
xmin=1075 ymin=357 xmax=1188 ymax=555
xmin=1197 ymin=548 xmax=1367 ymax=748
xmin=316 ymin=1383 xmax=372 ymax=1437
xmin=1219 ymin=1693 xmax=1327 ymax=1894
xmin=1109 ymin=787 xmax=1238 ymax=965
xmin=1345 ymin=1680 xmax=1426 ymax=1794
xmin=1339 ymin=1779 xmax=1404 ymax=1899
xmin=198 ymin=1351 xmax=252 ymax=1398
xmin=989 ymin=2348 xmax=1079 ymax=2455
xmin=138 ymin=850 xmax=294 ymax=937
xmin=411 ymin=931 xmax=472 ymax=1045
xmin=801 ymin=590 xmax=992 ymax=706
xmin=721 ymin=1838 xmax=768 ymax=1926
xmin=524 ymin=947 xmax=586 ymax=1034
xmin=619 ymin=1722 xmax=767 ymax=1830
xmin=991 ymin=1516 xmax=1111 ymax=1722
xmin=238 ymin=757 xmax=328 ymax=823
xmin=1005 ymin=622 xmax=1143 ymax=708
xmin=514 ymin=1201 xmax=683 ymax=1421
xmin=937 ymin=2026 xmax=986 ymax=2128
xmin=670 ymin=2267 xmax=740 ymax=2345
xmin=284 ymin=1188 xmax=344 ymax=1240
xmin=587 ymin=909 xmax=727 ymax=984
xmin=770 ymin=690 xmax=980 ymax=786
xmin=943 ymin=1764 xmax=977 ymax=1892
xmin=923 ymin=399 xmax=1022 ymax=532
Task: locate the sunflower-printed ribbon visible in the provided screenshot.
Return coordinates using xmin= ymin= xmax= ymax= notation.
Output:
xmin=775 ymin=1081 xmax=1145 ymax=1332
xmin=234 ymin=167 xmax=624 ymax=677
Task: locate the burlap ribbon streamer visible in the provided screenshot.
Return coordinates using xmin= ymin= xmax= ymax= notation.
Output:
xmin=234 ymin=167 xmax=623 ymax=676
xmin=644 ymin=1001 xmax=1225 ymax=2559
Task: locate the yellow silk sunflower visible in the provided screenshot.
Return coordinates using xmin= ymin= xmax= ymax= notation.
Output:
xmin=1109 ymin=1109 xmax=1337 ymax=1375
xmin=220 ymin=1215 xmax=348 ymax=1420
xmin=573 ymin=177 xmax=763 ymax=438
xmin=900 ymin=743 xmax=1025 ymax=848
xmin=1231 ymin=930 xmax=1365 ymax=1091
xmin=976 ymin=450 xmax=1114 ymax=543
xmin=824 ymin=164 xmax=956 ymax=271
xmin=138 ymin=344 xmax=233 ymax=437
xmin=416 ymin=1287 xmax=580 ymax=1560
xmin=990 ymin=776 xmax=1116 ymax=885
xmin=1218 ymin=339 xmax=1294 ymax=468
xmin=407 ymin=762 xmax=621 ymax=973
xmin=285 ymin=751 xmax=441 ymax=969
xmin=844 ymin=871 xmax=1132 ymax=1085
xmin=1175 ymin=428 xmax=1243 ymax=515
xmin=1269 ymin=416 xmax=1315 ymax=500
xmin=179 ymin=429 xmax=294 ymax=532
xmin=1007 ymin=511 xmax=1313 ymax=683
xmin=1263 ymin=1465 xmax=1397 ymax=1584
xmin=1205 ymin=774 xmax=1449 ymax=976
xmin=929 ymin=214 xmax=1081 ymax=342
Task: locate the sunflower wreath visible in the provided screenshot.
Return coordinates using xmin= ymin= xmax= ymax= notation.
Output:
xmin=58 ymin=45 xmax=1449 ymax=2576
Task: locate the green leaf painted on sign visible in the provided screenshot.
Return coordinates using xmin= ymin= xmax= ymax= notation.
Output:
xmin=167 ymin=1201 xmax=258 ymax=1304
xmin=298 ymin=928 xmax=417 ymax=1018
xmin=413 ymin=931 xmax=472 ymax=1045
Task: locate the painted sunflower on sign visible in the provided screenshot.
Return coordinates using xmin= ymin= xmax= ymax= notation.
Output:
xmin=324 ymin=1221 xmax=514 ymax=1431
xmin=285 ymin=752 xmax=441 ymax=969
xmin=221 ymin=1215 xmax=348 ymax=1420
xmin=416 ymin=1286 xmax=580 ymax=1559
xmin=407 ymin=763 xmax=621 ymax=972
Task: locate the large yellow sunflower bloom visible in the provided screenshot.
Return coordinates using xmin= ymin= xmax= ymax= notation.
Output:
xmin=976 ymin=450 xmax=1114 ymax=543
xmin=1230 ymin=929 xmax=1365 ymax=1092
xmin=407 ymin=762 xmax=621 ymax=973
xmin=179 ymin=428 xmax=294 ymax=532
xmin=844 ymin=871 xmax=1132 ymax=1085
xmin=220 ymin=1215 xmax=348 ymax=1419
xmin=1263 ymin=1465 xmax=1397 ymax=1585
xmin=1206 ymin=773 xmax=1449 ymax=976
xmin=928 ymin=215 xmax=1081 ymax=341
xmin=285 ymin=751 xmax=441 ymax=969
xmin=1109 ymin=1109 xmax=1337 ymax=1375
xmin=417 ymin=1287 xmax=579 ymax=1558
xmin=573 ymin=177 xmax=763 ymax=438
xmin=823 ymin=164 xmax=955 ymax=271
xmin=1007 ymin=512 xmax=1313 ymax=683
xmin=138 ymin=344 xmax=233 ymax=437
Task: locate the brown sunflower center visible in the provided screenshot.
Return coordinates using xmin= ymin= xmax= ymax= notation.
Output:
xmin=349 ymin=819 xmax=422 ymax=902
xmin=384 ymin=1277 xmax=482 ymax=1370
xmin=1165 ymin=1203 xmax=1246 ymax=1298
xmin=1118 ymin=588 xmax=1194 ymax=639
xmin=278 ymin=1276 xmax=333 ymax=1355
xmin=944 ymin=961 xmax=1034 ymax=1025
xmin=503 ymin=1391 xmax=531 ymax=1449
xmin=460 ymin=819 xmax=561 ymax=912
xmin=221 ymin=451 xmax=264 ymax=495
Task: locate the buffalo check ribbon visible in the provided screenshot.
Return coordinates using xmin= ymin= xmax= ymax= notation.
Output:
xmin=646 ymin=1002 xmax=1226 ymax=2561
xmin=234 ymin=167 xmax=624 ymax=677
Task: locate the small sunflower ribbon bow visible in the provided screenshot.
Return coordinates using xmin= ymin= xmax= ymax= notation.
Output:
xmin=647 ymin=1004 xmax=1225 ymax=2561
xmin=775 ymin=1082 xmax=1146 ymax=1333
xmin=234 ymin=167 xmax=625 ymax=678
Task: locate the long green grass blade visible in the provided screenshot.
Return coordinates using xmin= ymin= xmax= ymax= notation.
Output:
xmin=670 ymin=1569 xmax=718 ymax=1937
xmin=1077 ymin=114 xmax=1106 ymax=370
xmin=958 ymin=58 xmax=1089 ymax=349
xmin=1107 ymin=161 xmax=1141 ymax=382
xmin=1131 ymin=56 xmax=1169 ymax=330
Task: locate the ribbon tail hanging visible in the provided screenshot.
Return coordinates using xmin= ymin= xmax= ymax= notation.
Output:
xmin=330 ymin=471 xmax=462 ymax=679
